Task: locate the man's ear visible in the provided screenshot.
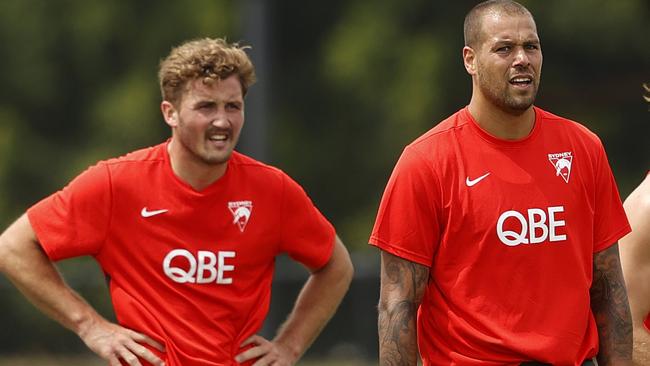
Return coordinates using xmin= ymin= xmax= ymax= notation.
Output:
xmin=463 ymin=46 xmax=477 ymax=75
xmin=161 ymin=101 xmax=178 ymax=127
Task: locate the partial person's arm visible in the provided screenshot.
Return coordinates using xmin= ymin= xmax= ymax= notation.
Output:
xmin=377 ymin=250 xmax=429 ymax=366
xmin=235 ymin=235 xmax=353 ymax=366
xmin=620 ymin=177 xmax=650 ymax=366
xmin=590 ymin=243 xmax=633 ymax=366
xmin=0 ymin=214 xmax=165 ymax=366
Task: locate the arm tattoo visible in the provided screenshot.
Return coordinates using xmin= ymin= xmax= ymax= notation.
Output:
xmin=378 ymin=251 xmax=429 ymax=366
xmin=590 ymin=243 xmax=633 ymax=365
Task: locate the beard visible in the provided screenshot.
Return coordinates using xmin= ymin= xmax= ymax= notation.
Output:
xmin=476 ymin=67 xmax=539 ymax=114
xmin=175 ymin=121 xmax=239 ymax=166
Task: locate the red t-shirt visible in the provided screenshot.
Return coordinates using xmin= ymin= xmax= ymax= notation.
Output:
xmin=370 ymin=107 xmax=631 ymax=365
xmin=28 ymin=143 xmax=335 ymax=366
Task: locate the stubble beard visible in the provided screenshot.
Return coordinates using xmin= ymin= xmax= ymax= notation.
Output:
xmin=177 ymin=127 xmax=238 ymax=167
xmin=477 ymin=70 xmax=538 ymax=115
xmin=198 ymin=148 xmax=232 ymax=166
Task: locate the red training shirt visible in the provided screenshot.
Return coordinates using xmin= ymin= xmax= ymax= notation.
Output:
xmin=370 ymin=107 xmax=630 ymax=365
xmin=28 ymin=142 xmax=335 ymax=366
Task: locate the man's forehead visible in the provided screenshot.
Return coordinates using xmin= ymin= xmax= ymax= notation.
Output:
xmin=481 ymin=12 xmax=539 ymax=44
xmin=488 ymin=30 xmax=540 ymax=44
xmin=185 ymin=77 xmax=243 ymax=101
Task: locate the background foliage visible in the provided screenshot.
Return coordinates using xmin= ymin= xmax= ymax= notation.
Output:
xmin=0 ymin=0 xmax=647 ymax=361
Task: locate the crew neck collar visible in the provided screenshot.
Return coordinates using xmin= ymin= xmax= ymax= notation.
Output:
xmin=463 ymin=106 xmax=542 ymax=147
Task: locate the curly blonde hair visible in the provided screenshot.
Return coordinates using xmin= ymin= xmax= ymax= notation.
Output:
xmin=159 ymin=38 xmax=256 ymax=105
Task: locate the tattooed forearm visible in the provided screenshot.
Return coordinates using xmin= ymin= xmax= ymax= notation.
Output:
xmin=590 ymin=243 xmax=633 ymax=365
xmin=378 ymin=251 xmax=429 ymax=366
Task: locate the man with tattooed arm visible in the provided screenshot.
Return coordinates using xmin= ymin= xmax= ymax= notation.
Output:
xmin=370 ymin=1 xmax=632 ymax=365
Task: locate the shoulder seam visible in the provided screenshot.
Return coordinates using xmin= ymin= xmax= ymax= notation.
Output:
xmin=409 ymin=122 xmax=470 ymax=148
xmin=102 ymin=157 xmax=165 ymax=166
xmin=99 ymin=163 xmax=113 ymax=256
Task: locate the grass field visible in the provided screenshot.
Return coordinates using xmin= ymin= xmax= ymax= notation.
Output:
xmin=0 ymin=356 xmax=374 ymax=366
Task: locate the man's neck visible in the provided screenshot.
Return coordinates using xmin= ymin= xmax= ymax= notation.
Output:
xmin=467 ymin=98 xmax=536 ymax=141
xmin=167 ymin=140 xmax=227 ymax=191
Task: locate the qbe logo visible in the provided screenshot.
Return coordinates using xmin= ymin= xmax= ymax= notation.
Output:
xmin=496 ymin=206 xmax=567 ymax=246
xmin=163 ymin=249 xmax=236 ymax=284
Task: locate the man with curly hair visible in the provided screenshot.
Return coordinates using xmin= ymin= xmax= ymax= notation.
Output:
xmin=0 ymin=38 xmax=353 ymax=366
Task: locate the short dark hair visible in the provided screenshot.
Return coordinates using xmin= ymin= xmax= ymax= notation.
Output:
xmin=464 ymin=0 xmax=533 ymax=48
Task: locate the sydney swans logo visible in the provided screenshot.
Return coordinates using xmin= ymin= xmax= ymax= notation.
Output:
xmin=548 ymin=152 xmax=573 ymax=183
xmin=228 ymin=201 xmax=253 ymax=232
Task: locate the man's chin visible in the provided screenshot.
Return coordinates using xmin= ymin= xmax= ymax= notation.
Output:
xmin=503 ymin=96 xmax=535 ymax=114
xmin=201 ymin=151 xmax=233 ymax=166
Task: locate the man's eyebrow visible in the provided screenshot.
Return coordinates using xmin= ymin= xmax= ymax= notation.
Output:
xmin=491 ymin=38 xmax=540 ymax=46
xmin=193 ymin=100 xmax=216 ymax=107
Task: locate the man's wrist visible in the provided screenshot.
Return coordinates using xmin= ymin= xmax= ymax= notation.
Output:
xmin=273 ymin=336 xmax=302 ymax=362
xmin=72 ymin=308 xmax=98 ymax=338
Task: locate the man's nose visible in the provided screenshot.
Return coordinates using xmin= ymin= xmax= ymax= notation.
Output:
xmin=211 ymin=109 xmax=228 ymax=126
xmin=512 ymin=48 xmax=530 ymax=67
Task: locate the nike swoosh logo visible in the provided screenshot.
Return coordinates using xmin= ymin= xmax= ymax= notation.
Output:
xmin=141 ymin=207 xmax=168 ymax=218
xmin=466 ymin=172 xmax=490 ymax=187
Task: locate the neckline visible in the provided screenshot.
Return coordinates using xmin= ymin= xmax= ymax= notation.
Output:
xmin=161 ymin=140 xmax=234 ymax=195
xmin=464 ymin=106 xmax=542 ymax=148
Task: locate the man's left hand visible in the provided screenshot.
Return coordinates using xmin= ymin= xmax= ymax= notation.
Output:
xmin=234 ymin=334 xmax=297 ymax=366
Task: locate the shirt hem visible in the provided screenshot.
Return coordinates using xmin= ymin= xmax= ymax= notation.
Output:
xmin=369 ymin=236 xmax=432 ymax=267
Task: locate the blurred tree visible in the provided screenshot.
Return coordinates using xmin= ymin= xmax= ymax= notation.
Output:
xmin=0 ymin=0 xmax=647 ymax=357
xmin=0 ymin=0 xmax=239 ymax=226
xmin=0 ymin=0 xmax=240 ymax=354
xmin=268 ymin=0 xmax=649 ymax=251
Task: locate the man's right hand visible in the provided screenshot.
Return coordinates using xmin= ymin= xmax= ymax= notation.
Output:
xmin=0 ymin=214 xmax=165 ymax=366
xmin=79 ymin=317 xmax=166 ymax=366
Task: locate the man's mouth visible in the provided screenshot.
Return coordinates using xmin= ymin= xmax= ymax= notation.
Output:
xmin=509 ymin=75 xmax=533 ymax=86
xmin=208 ymin=134 xmax=228 ymax=142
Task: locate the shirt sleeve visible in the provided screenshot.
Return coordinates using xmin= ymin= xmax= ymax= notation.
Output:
xmin=592 ymin=141 xmax=631 ymax=252
xmin=27 ymin=163 xmax=112 ymax=261
xmin=369 ymin=146 xmax=441 ymax=267
xmin=279 ymin=174 xmax=335 ymax=270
